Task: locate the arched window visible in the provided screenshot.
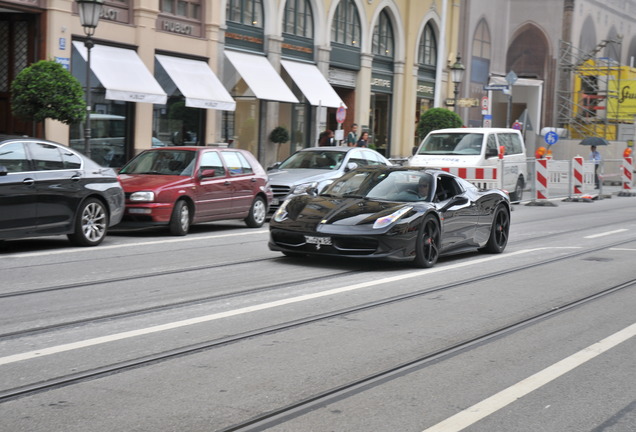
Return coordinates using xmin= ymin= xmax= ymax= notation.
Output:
xmin=372 ymin=10 xmax=394 ymax=58
xmin=284 ymin=0 xmax=313 ymax=38
xmin=418 ymin=23 xmax=436 ymax=67
xmin=226 ymin=0 xmax=263 ymax=28
xmin=471 ymin=19 xmax=491 ymax=83
xmin=331 ymin=0 xmax=361 ymax=47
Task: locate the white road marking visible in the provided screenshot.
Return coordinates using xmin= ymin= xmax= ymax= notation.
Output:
xmin=0 ymin=248 xmax=546 ymax=366
xmin=2 ymin=229 xmax=269 ymax=259
xmin=421 ymin=322 xmax=636 ymax=432
xmin=584 ymin=229 xmax=628 ymax=239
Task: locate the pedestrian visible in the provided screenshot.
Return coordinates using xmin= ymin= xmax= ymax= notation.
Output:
xmin=346 ymin=123 xmax=358 ymax=147
xmin=590 ymin=145 xmax=601 ymax=188
xmin=356 ymin=131 xmax=369 ymax=147
xmin=319 ymin=129 xmax=335 ymax=146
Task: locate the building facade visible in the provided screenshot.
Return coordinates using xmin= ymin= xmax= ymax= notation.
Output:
xmin=1 ymin=0 xmax=463 ymax=167
xmin=456 ymin=0 xmax=636 ymax=157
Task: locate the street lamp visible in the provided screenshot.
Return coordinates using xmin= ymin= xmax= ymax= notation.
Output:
xmin=76 ymin=0 xmax=103 ymax=158
xmin=449 ymin=54 xmax=465 ymax=112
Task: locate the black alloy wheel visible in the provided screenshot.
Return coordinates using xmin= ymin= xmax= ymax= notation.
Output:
xmin=481 ymin=204 xmax=510 ymax=253
xmin=414 ymin=214 xmax=441 ymax=268
xmin=68 ymin=198 xmax=109 ymax=246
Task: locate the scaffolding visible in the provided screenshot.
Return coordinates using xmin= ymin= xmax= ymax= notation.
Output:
xmin=557 ymin=38 xmax=628 ymax=140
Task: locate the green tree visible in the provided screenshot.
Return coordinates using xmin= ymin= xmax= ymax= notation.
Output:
xmin=269 ymin=126 xmax=290 ymax=145
xmin=417 ymin=108 xmax=463 ymax=140
xmin=10 ymin=60 xmax=85 ymax=133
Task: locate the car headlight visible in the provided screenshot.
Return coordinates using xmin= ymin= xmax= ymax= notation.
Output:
xmin=292 ymin=181 xmax=318 ymax=195
xmin=273 ymin=199 xmax=290 ymax=222
xmin=130 ymin=191 xmax=155 ymax=202
xmin=373 ymin=206 xmax=413 ymax=229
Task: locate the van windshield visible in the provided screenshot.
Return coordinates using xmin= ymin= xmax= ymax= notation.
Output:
xmin=417 ymin=133 xmax=484 ymax=156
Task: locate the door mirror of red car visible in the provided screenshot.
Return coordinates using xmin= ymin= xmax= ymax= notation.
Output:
xmin=200 ymin=168 xmax=216 ymax=178
xmin=0 ymin=166 xmax=7 ymax=176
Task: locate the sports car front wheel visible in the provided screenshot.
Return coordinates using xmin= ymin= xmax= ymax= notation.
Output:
xmin=480 ymin=204 xmax=510 ymax=253
xmin=414 ymin=215 xmax=441 ymax=268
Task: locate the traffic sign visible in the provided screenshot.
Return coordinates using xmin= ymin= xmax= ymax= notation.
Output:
xmin=544 ymin=131 xmax=559 ymax=145
xmin=336 ymin=106 xmax=346 ymax=124
xmin=481 ymin=96 xmax=488 ymax=115
xmin=512 ymin=121 xmax=522 ymax=130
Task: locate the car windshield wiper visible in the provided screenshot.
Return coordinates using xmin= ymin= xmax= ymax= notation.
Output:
xmin=342 ymin=193 xmax=366 ymax=199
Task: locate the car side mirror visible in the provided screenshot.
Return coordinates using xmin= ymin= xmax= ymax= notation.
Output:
xmin=345 ymin=162 xmax=358 ymax=172
xmin=412 ymin=146 xmax=419 ymax=156
xmin=0 ymin=166 xmax=7 ymax=176
xmin=268 ymin=162 xmax=282 ymax=171
xmin=200 ymin=168 xmax=216 ymax=178
xmin=485 ymin=148 xmax=498 ymax=158
xmin=306 ymin=185 xmax=318 ymax=196
xmin=440 ymin=196 xmax=469 ymax=212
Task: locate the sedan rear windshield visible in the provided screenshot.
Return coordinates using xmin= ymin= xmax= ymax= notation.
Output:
xmin=119 ymin=150 xmax=196 ymax=176
xmin=417 ymin=133 xmax=484 ymax=155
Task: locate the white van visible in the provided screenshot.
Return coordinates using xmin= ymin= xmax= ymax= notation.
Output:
xmin=408 ymin=128 xmax=527 ymax=201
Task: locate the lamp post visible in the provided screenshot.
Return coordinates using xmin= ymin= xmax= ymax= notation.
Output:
xmin=76 ymin=0 xmax=103 ymax=159
xmin=449 ymin=54 xmax=465 ymax=112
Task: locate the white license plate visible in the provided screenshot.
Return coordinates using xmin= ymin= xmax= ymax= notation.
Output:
xmin=304 ymin=235 xmax=332 ymax=246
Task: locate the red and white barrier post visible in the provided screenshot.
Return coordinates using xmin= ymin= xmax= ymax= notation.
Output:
xmin=535 ymin=158 xmax=549 ymax=200
xmin=572 ymin=156 xmax=584 ymax=196
xmin=621 ymin=156 xmax=633 ymax=191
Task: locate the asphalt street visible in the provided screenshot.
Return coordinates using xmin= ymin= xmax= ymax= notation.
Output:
xmin=0 ymin=193 xmax=635 ymax=432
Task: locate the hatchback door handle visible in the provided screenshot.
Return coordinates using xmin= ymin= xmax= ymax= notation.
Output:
xmin=23 ymin=178 xmax=35 ymax=186
xmin=71 ymin=174 xmax=81 ymax=182
xmin=224 ymin=181 xmax=231 ymax=186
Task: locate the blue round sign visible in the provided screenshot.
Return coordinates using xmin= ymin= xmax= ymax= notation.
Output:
xmin=545 ymin=131 xmax=559 ymax=146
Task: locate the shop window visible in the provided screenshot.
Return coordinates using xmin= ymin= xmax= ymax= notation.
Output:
xmin=153 ymin=97 xmax=204 ymax=147
xmin=161 ymin=0 xmax=201 ymax=19
xmin=283 ymin=0 xmax=313 ymax=38
xmin=226 ymin=0 xmax=263 ymax=27
xmin=372 ymin=10 xmax=394 ymax=58
xmin=331 ymin=0 xmax=360 ymax=47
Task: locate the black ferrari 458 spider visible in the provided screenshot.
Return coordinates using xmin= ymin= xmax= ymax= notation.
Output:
xmin=268 ymin=166 xmax=511 ymax=267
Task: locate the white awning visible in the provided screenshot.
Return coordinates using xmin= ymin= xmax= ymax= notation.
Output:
xmin=281 ymin=60 xmax=345 ymax=108
xmin=73 ymin=41 xmax=167 ymax=104
xmin=224 ymin=50 xmax=299 ymax=103
xmin=155 ymin=55 xmax=235 ymax=111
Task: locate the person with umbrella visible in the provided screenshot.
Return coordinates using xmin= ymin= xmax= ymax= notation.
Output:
xmin=580 ymin=137 xmax=607 ymax=189
xmin=590 ymin=145 xmax=601 ymax=188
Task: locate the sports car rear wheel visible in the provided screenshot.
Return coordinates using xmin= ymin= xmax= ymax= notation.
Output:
xmin=414 ymin=215 xmax=440 ymax=268
xmin=481 ymin=204 xmax=510 ymax=253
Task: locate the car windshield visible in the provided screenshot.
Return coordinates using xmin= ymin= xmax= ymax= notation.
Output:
xmin=278 ymin=150 xmax=345 ymax=170
xmin=417 ymin=133 xmax=484 ymax=155
xmin=119 ymin=149 xmax=197 ymax=176
xmin=323 ymin=170 xmax=434 ymax=202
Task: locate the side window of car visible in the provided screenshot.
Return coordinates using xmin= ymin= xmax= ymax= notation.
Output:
xmin=347 ymin=150 xmax=368 ymax=167
xmin=0 ymin=142 xmax=30 ymax=173
xmin=362 ymin=150 xmax=382 ymax=166
xmin=486 ymin=135 xmax=498 ymax=154
xmin=199 ymin=151 xmax=225 ymax=177
xmin=508 ymin=133 xmax=523 ymax=154
xmin=497 ymin=134 xmax=515 ymax=155
xmin=221 ymin=151 xmax=252 ymax=176
xmin=435 ymin=175 xmax=463 ymax=201
xmin=60 ymin=148 xmax=82 ymax=169
xmin=28 ymin=142 xmax=64 ymax=171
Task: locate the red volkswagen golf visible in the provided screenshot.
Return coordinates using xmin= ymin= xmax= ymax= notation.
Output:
xmin=118 ymin=146 xmax=272 ymax=235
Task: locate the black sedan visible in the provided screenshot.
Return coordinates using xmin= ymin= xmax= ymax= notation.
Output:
xmin=0 ymin=135 xmax=124 ymax=246
xmin=268 ymin=167 xmax=510 ymax=267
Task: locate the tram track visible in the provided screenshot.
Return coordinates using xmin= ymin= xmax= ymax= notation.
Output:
xmin=0 ymin=238 xmax=634 ymax=405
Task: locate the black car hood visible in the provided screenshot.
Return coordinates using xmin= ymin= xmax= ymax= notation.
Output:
xmin=284 ymin=195 xmax=412 ymax=228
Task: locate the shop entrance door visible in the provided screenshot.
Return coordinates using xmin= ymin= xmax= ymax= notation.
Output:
xmin=0 ymin=13 xmax=37 ymax=136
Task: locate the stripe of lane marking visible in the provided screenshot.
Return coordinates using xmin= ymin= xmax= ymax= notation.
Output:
xmin=2 ymin=229 xmax=270 ymax=259
xmin=584 ymin=229 xmax=628 ymax=239
xmin=421 ymin=322 xmax=636 ymax=432
xmin=0 ymin=248 xmax=541 ymax=366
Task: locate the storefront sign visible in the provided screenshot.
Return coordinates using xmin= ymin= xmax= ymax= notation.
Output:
xmin=608 ymin=80 xmax=636 ymax=121
xmin=371 ymin=73 xmax=393 ymax=93
xmin=160 ymin=20 xmax=194 ymax=36
xmin=417 ymin=80 xmax=435 ymax=98
xmin=100 ymin=6 xmax=129 ymax=24
xmin=3 ymin=0 xmax=41 ymax=7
